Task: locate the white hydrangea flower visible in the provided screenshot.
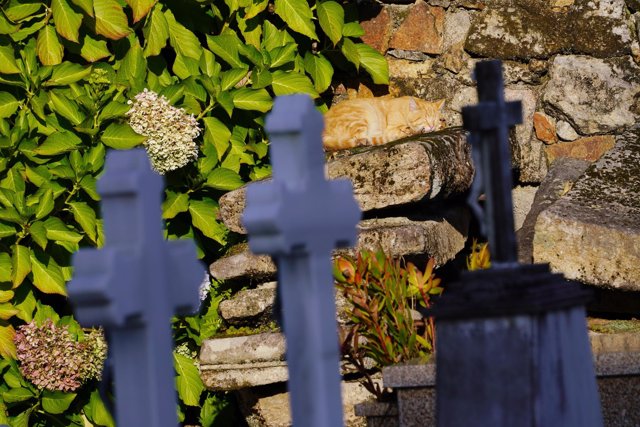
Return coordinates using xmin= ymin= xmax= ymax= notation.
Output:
xmin=198 ymin=271 xmax=212 ymax=302
xmin=126 ymin=89 xmax=201 ymax=175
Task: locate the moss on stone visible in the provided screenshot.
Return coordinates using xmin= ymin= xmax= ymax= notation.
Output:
xmin=588 ymin=318 xmax=640 ymax=334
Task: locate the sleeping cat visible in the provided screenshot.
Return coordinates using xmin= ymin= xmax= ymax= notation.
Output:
xmin=322 ymin=96 xmax=446 ymax=151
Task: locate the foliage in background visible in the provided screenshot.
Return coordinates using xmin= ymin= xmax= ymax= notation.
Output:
xmin=0 ymin=0 xmax=388 ymax=423
xmin=467 ymin=240 xmax=491 ymax=271
xmin=334 ymin=250 xmax=442 ymax=399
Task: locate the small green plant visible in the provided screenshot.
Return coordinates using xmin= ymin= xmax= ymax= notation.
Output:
xmin=334 ymin=249 xmax=442 ymax=399
xmin=467 ymin=240 xmax=491 ymax=271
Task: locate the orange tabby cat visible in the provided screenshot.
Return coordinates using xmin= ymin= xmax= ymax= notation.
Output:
xmin=322 ymin=96 xmax=445 ymax=151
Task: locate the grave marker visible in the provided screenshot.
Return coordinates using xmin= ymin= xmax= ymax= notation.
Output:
xmin=69 ymin=148 xmax=203 ymax=427
xmin=432 ymin=61 xmax=603 ymax=427
xmin=243 ymin=95 xmax=361 ymax=427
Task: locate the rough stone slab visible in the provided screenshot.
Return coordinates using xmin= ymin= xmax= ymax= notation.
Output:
xmin=218 ymin=282 xmax=276 ymax=325
xmin=533 ymin=131 xmax=640 ymax=291
xmin=360 ymin=6 xmax=392 ymax=54
xmin=209 ymin=245 xmax=276 ymax=281
xmin=517 ymin=157 xmax=590 ymax=264
xmin=512 ymin=185 xmax=538 ymax=231
xmin=465 ymin=0 xmax=636 ymax=59
xmin=236 ymin=378 xmax=379 ymax=427
xmin=590 ymin=332 xmax=640 ymax=376
xmin=543 ymin=55 xmax=640 ymax=134
xmin=219 ymin=128 xmax=472 ymax=234
xmin=200 ymin=362 xmax=289 ymax=391
xmin=383 ymin=362 xmax=436 ymax=388
xmin=199 ymin=332 xmax=285 ymax=365
xmin=544 ymin=135 xmax=616 ymax=165
xmin=211 ymin=212 xmax=468 ymax=281
xmin=389 ymin=3 xmax=445 ymax=54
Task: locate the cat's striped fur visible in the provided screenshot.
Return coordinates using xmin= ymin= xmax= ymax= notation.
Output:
xmin=322 ymin=96 xmax=445 ymax=151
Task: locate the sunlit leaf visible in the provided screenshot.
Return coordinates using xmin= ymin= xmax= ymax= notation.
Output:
xmin=93 ymin=0 xmax=130 ymax=40
xmin=36 ymin=25 xmax=63 ymax=65
xmin=52 ymin=0 xmax=83 ymax=42
xmin=273 ymin=0 xmax=317 ymax=40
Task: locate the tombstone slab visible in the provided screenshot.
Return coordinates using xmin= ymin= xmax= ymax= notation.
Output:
xmin=533 ymin=130 xmax=640 ymax=291
xmin=219 ymin=128 xmax=472 ymax=234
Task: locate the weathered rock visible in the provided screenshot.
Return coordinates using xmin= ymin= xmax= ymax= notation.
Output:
xmin=236 ymin=378 xmax=379 ymax=427
xmin=543 ymin=55 xmax=640 ymax=134
xmin=517 ymin=157 xmax=590 ymax=264
xmin=627 ymin=0 xmax=640 ymax=12
xmin=465 ymin=0 xmax=635 ymax=59
xmin=544 ymin=135 xmax=616 ymax=165
xmin=219 ymin=282 xmax=277 ymax=326
xmin=209 ymin=246 xmax=276 ymax=281
xmin=457 ymin=59 xmax=547 ymax=86
xmin=219 ymin=129 xmax=473 ymax=234
xmin=556 ymin=120 xmax=580 ymax=141
xmin=340 ymin=212 xmax=469 ymax=264
xmin=440 ymin=42 xmax=467 ymax=74
xmin=533 ymin=130 xmax=640 ymax=290
xmin=512 ymin=185 xmax=538 ymax=231
xmin=200 ymin=333 xmax=286 ymax=365
xmin=443 ymin=9 xmax=472 ymax=52
xmin=360 ymin=6 xmax=392 ymax=54
xmin=200 ymin=362 xmax=289 ymax=391
xmin=533 ymin=112 xmax=557 ymax=144
xmin=389 ymin=3 xmax=445 ymax=54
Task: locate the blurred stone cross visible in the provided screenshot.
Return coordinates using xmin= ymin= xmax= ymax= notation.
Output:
xmin=243 ymin=94 xmax=361 ymax=427
xmin=431 ymin=60 xmax=603 ymax=427
xmin=68 ymin=148 xmax=203 ymax=427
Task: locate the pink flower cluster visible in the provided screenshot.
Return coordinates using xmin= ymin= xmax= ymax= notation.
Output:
xmin=14 ymin=320 xmax=107 ymax=392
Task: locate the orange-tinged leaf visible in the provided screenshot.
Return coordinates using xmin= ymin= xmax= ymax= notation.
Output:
xmin=0 ymin=322 xmax=16 ymax=359
xmin=125 ymin=0 xmax=156 ymax=23
xmin=37 ymin=26 xmax=64 ymax=65
xmin=52 ymin=0 xmax=83 ymax=42
xmin=93 ymin=0 xmax=130 ymax=40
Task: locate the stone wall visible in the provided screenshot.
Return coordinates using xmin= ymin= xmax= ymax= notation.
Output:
xmin=356 ymin=0 xmax=640 ymax=183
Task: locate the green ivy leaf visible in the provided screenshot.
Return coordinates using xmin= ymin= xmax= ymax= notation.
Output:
xmin=220 ymin=68 xmax=249 ymax=91
xmin=35 ymin=130 xmax=82 ymax=156
xmin=46 ymin=61 xmax=92 ymax=86
xmin=44 ymin=217 xmax=83 ymax=243
xmin=49 ymin=90 xmax=86 ymax=125
xmin=70 ymin=0 xmax=94 ymax=16
xmin=143 ymin=6 xmax=168 ymax=57
xmin=269 ymin=43 xmax=297 ymax=69
xmin=42 ymin=390 xmax=77 ymax=414
xmin=203 ymin=117 xmax=231 ymax=159
xmin=165 ymin=9 xmax=202 ymax=60
xmin=34 ymin=189 xmax=54 ymax=219
xmin=188 ymin=199 xmax=227 ymax=244
xmin=355 ymin=43 xmax=389 ymax=85
xmin=270 ymin=70 xmax=319 ymax=98
xmin=118 ymin=40 xmax=147 ymax=84
xmin=52 ymin=0 xmax=83 ymax=43
xmin=101 ymin=123 xmax=145 ymax=149
xmin=68 ymin=201 xmax=97 ymax=242
xmin=206 ymin=34 xmax=244 ymax=68
xmin=30 ymin=249 xmax=67 ymax=295
xmin=98 ymin=101 xmax=130 ymax=122
xmin=174 ymin=352 xmax=205 ymax=407
xmin=0 ymin=222 xmax=16 ymax=239
xmin=317 ymin=1 xmax=344 ymax=46
xmin=273 ymin=0 xmax=317 ymax=40
xmin=340 ymin=37 xmax=359 ymax=68
xmin=162 ymin=191 xmax=189 ymax=220
xmin=204 ymin=168 xmax=244 ymax=191
xmin=29 ymin=220 xmax=48 ymax=249
xmin=0 ymin=303 xmax=18 ymax=320
xmin=0 ymin=289 xmax=13 ymax=303
xmin=79 ymin=175 xmax=100 ymax=201
xmin=2 ymin=387 xmax=34 ymax=403
xmin=36 ymin=25 xmax=64 ymax=66
xmin=93 ymin=0 xmax=130 ymax=40
xmin=303 ymin=52 xmax=333 ymax=93
xmin=84 ymin=389 xmax=114 ymax=427
xmin=0 ymin=252 xmax=12 ymax=282
xmin=5 ymin=3 xmax=42 ymax=22
xmin=0 ymin=92 xmax=20 ymax=119
xmin=11 ymin=244 xmax=31 ymax=289
xmin=125 ymin=0 xmax=155 ymax=23
xmin=80 ymin=33 xmax=111 ymax=62
xmin=0 ymin=45 xmax=20 ymax=74
xmin=245 ymin=0 xmax=268 ymax=19
xmin=232 ymin=88 xmax=272 ymax=113
xmin=342 ymin=22 xmax=364 ymax=37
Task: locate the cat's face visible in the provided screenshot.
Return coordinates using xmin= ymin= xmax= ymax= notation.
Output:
xmin=409 ymin=98 xmax=446 ymax=133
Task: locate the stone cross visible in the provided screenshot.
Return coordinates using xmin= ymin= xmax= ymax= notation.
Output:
xmin=462 ymin=60 xmax=522 ymax=264
xmin=68 ymin=148 xmax=203 ymax=427
xmin=243 ymin=95 xmax=361 ymax=427
xmin=432 ymin=61 xmax=603 ymax=427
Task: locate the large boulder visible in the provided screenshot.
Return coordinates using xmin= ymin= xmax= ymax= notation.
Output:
xmin=533 ymin=130 xmax=640 ymax=291
xmin=543 ymin=55 xmax=640 ymax=135
xmin=465 ymin=0 xmax=636 ymax=60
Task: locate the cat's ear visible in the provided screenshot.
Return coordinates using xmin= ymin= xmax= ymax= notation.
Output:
xmin=409 ymin=97 xmax=419 ymax=111
xmin=435 ymin=99 xmax=446 ymax=111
